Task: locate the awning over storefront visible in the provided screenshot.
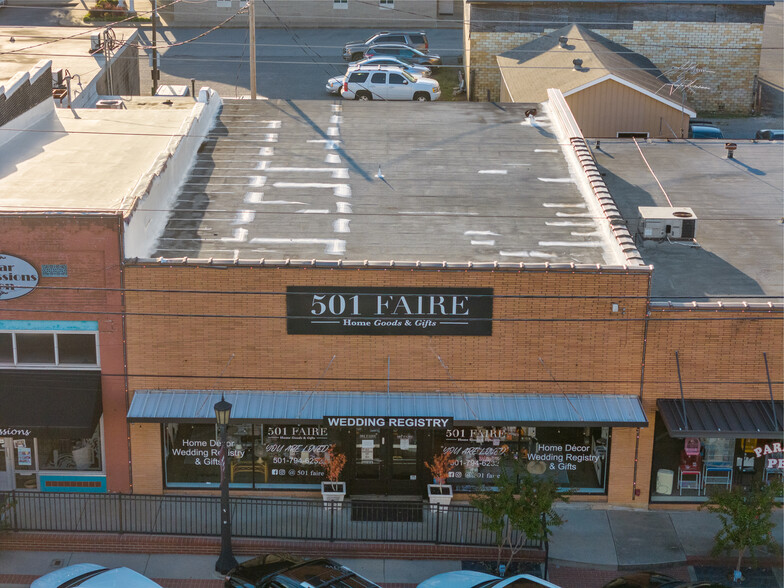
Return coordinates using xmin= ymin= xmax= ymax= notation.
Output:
xmin=0 ymin=370 xmax=103 ymax=437
xmin=657 ymin=399 xmax=784 ymax=439
xmin=128 ymin=390 xmax=648 ymax=427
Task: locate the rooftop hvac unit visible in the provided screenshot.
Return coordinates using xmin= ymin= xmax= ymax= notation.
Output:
xmin=95 ymin=99 xmax=124 ymax=109
xmin=638 ymin=207 xmax=697 ymax=241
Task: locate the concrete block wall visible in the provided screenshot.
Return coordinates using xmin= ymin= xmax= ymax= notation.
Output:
xmin=0 ymin=60 xmax=53 ymax=127
xmin=468 ymin=22 xmax=763 ymax=113
xmin=95 ymin=41 xmax=141 ymax=97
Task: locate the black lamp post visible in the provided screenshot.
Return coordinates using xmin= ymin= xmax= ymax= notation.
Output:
xmin=214 ymin=394 xmax=238 ymax=574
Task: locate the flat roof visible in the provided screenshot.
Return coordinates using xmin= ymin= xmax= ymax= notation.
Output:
xmin=0 ymin=104 xmax=195 ymax=213
xmin=0 ymin=26 xmax=128 ymax=89
xmin=595 ymin=139 xmax=784 ymax=302
xmin=151 ymin=99 xmax=623 ymax=265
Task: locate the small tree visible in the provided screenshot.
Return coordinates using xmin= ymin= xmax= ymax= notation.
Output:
xmin=700 ymin=479 xmax=783 ymax=583
xmin=425 ymin=450 xmax=457 ymax=484
xmin=313 ymin=444 xmax=346 ymax=485
xmin=470 ymin=459 xmax=568 ymax=578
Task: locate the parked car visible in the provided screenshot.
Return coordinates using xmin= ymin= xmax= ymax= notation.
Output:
xmin=417 ymin=570 xmax=562 ymax=588
xmin=32 ymin=564 xmax=162 ymax=588
xmin=351 ymin=56 xmax=431 ymax=77
xmin=343 ymin=31 xmax=428 ymax=61
xmin=363 ymin=44 xmax=442 ymax=67
xmin=326 ymin=59 xmax=431 ymax=94
xmin=224 ymin=554 xmax=380 ymax=588
xmin=339 ymin=68 xmax=441 ymax=101
xmin=688 ymin=124 xmax=723 ymax=139
xmin=754 ymin=129 xmax=783 ymax=140
xmin=602 ymin=572 xmax=730 ymax=588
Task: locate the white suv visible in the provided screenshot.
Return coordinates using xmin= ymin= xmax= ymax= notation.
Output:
xmin=340 ymin=68 xmax=441 ymax=101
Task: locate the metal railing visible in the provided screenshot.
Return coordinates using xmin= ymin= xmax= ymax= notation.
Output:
xmin=1 ymin=491 xmax=539 ymax=549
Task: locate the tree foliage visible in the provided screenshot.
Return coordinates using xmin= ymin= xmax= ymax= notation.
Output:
xmin=700 ymin=480 xmax=783 ymax=579
xmin=470 ymin=459 xmax=569 ymax=574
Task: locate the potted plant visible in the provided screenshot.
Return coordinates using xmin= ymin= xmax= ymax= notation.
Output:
xmin=314 ymin=444 xmax=347 ymax=509
xmin=425 ymin=450 xmax=457 ymax=510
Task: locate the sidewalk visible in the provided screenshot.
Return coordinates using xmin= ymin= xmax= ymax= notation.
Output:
xmin=0 ymin=504 xmax=781 ymax=588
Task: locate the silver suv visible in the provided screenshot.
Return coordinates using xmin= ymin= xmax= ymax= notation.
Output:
xmin=343 ymin=31 xmax=428 ymax=61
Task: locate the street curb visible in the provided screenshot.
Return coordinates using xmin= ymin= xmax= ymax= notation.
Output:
xmin=0 ymin=531 xmax=545 ymax=562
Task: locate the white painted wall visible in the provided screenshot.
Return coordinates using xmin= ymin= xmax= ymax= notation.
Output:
xmin=123 ymin=88 xmax=223 ymax=259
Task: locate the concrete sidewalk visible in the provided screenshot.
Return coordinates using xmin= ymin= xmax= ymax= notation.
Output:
xmin=0 ymin=504 xmax=782 ymax=587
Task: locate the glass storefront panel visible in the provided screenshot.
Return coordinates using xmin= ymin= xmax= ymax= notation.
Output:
xmin=164 ymin=422 xmax=338 ymax=489
xmin=650 ymin=413 xmax=783 ymax=502
xmin=37 ymin=425 xmax=102 ymax=471
xmin=438 ymin=425 xmax=610 ymax=494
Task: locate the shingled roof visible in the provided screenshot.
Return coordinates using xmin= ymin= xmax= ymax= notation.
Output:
xmin=497 ymin=23 xmax=697 ymax=116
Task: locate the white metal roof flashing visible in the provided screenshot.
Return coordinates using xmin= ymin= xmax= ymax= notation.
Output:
xmin=128 ymin=257 xmax=654 ymax=273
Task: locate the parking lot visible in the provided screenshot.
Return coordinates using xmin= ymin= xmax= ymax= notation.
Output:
xmin=136 ymin=27 xmax=463 ymax=100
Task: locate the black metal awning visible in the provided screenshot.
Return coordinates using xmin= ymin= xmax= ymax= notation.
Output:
xmin=657 ymin=399 xmax=783 ymax=439
xmin=0 ymin=370 xmax=102 ymax=437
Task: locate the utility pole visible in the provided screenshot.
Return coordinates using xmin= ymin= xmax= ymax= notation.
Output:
xmin=151 ymin=0 xmax=159 ymax=95
xmin=248 ymin=0 xmax=256 ymax=99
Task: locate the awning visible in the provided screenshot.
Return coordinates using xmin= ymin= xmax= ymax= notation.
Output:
xmin=0 ymin=370 xmax=102 ymax=437
xmin=128 ymin=390 xmax=647 ymax=427
xmin=657 ymin=399 xmax=783 ymax=439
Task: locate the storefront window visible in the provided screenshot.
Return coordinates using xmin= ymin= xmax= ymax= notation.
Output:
xmin=649 ymin=414 xmax=783 ymax=502
xmin=438 ymin=425 xmax=610 ymax=494
xmin=37 ymin=426 xmax=102 ymax=471
xmin=164 ymin=423 xmax=337 ymax=489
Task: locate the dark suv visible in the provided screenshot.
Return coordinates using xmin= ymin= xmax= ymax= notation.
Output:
xmin=225 ymin=554 xmax=380 ymax=588
xmin=343 ymin=31 xmax=428 ymax=61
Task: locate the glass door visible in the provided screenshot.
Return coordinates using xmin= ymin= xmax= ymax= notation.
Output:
xmin=353 ymin=428 xmax=384 ymax=493
xmin=350 ymin=428 xmax=421 ymax=495
xmin=0 ymin=438 xmax=13 ymax=491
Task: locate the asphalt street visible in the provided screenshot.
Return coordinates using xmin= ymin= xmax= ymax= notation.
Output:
xmin=134 ymin=27 xmax=464 ymax=100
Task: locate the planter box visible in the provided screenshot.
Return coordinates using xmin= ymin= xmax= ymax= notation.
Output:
xmin=427 ymin=483 xmax=453 ymax=511
xmin=321 ymin=481 xmax=346 ymax=510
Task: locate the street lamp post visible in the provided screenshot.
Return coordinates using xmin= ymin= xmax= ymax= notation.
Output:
xmin=214 ymin=394 xmax=238 ymax=575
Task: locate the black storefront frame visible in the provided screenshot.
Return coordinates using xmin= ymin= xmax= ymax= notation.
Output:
xmin=160 ymin=420 xmax=615 ymax=496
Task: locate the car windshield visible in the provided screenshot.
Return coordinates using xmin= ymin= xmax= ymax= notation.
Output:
xmin=278 ymin=560 xmax=376 ymax=588
xmin=400 ymin=71 xmax=416 ymax=82
xmin=59 ymin=568 xmax=110 ymax=588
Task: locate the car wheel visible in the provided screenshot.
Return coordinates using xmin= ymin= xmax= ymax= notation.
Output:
xmin=351 ymin=53 xmax=364 ymax=61
xmin=414 ymin=92 xmax=430 ymax=102
xmin=356 ymin=91 xmax=372 ymax=101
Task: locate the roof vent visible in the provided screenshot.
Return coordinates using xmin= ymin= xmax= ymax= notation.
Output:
xmin=573 ymin=58 xmax=583 ymax=71
xmin=559 ymin=35 xmax=568 ymax=48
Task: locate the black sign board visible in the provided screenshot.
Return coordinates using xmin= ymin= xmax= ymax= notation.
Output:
xmin=324 ymin=416 xmax=454 ymax=429
xmin=287 ymin=287 xmax=493 ymax=336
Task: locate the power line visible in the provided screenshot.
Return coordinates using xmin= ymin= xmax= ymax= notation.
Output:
xmin=0 ymin=283 xmax=781 ymax=300
xmin=0 ymin=307 xmax=780 ymax=321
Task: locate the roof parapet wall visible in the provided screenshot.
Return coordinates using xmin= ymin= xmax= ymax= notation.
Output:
xmin=123 ymin=88 xmax=223 ymax=258
xmin=547 ymin=88 xmax=645 ymax=267
xmin=0 ymin=60 xmax=53 ymax=128
xmin=128 ymin=257 xmax=652 ymax=274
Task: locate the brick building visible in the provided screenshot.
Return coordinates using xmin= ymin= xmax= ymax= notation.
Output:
xmin=463 ymin=0 xmax=771 ymax=113
xmin=0 ymin=59 xmax=220 ymax=493
xmin=1 ymin=79 xmax=781 ymax=507
xmin=121 ymin=98 xmax=781 ymax=506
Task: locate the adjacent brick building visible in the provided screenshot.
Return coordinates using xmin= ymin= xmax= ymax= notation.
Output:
xmin=463 ymin=0 xmax=771 ymax=113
